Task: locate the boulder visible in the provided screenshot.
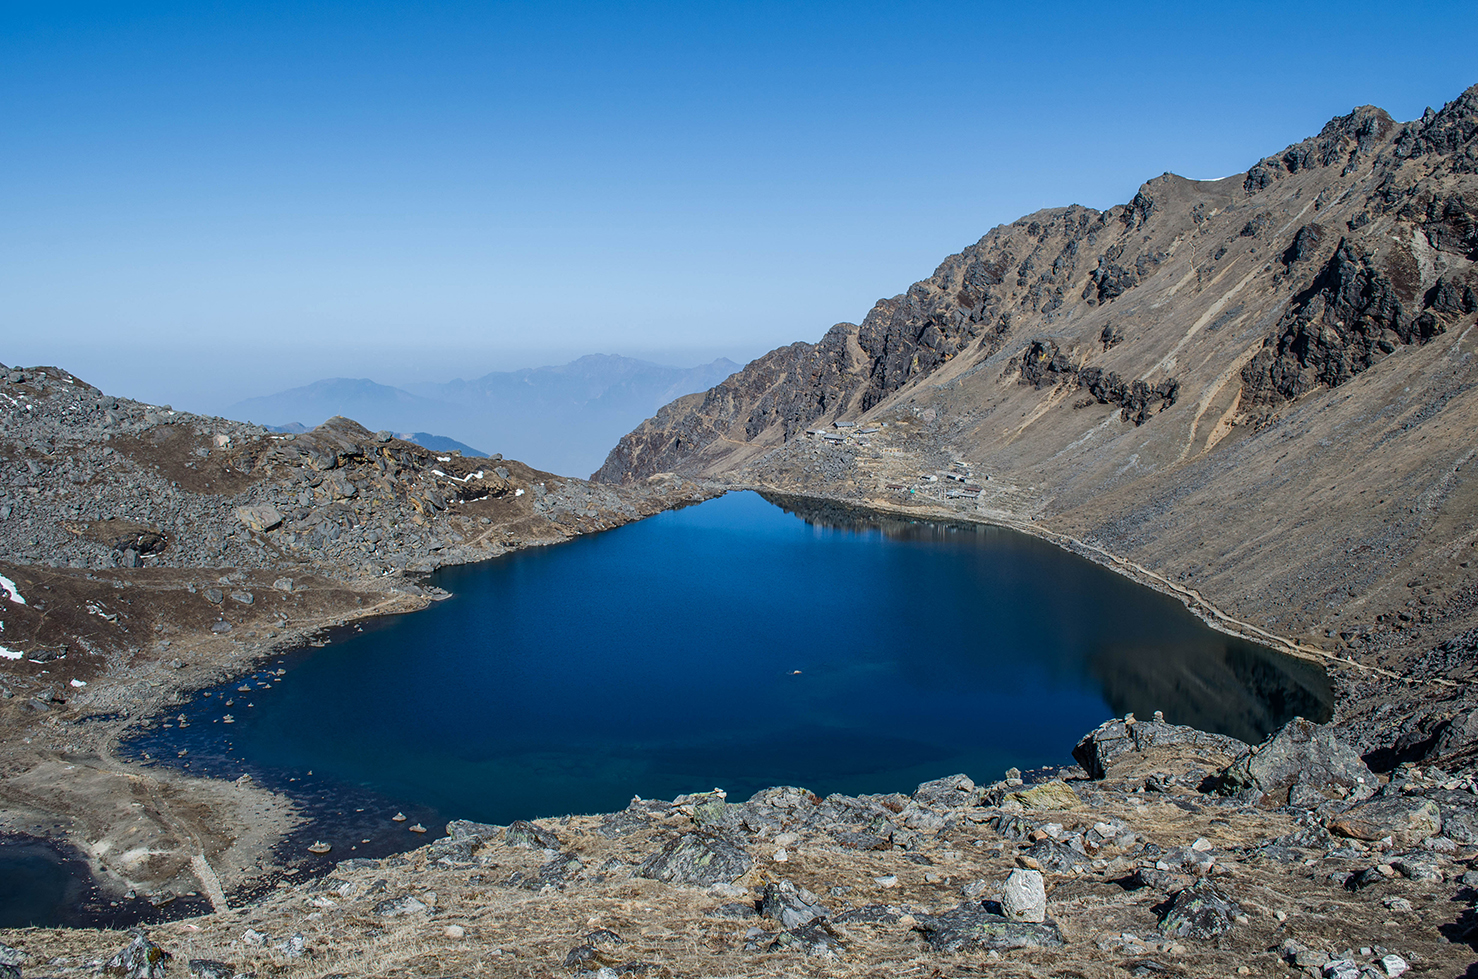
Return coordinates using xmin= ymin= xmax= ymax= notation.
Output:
xmin=104 ymin=929 xmax=171 ymax=979
xmin=0 ymin=943 xmax=24 ymax=979
xmin=1000 ymin=868 xmax=1047 ymax=922
xmin=445 ymin=818 xmax=498 ymax=841
xmin=1158 ymin=880 xmax=1240 ymax=940
xmin=234 ymin=504 xmax=283 ymax=533
xmin=1327 ymin=797 xmax=1442 ymax=845
xmin=1218 ymin=717 xmax=1375 ymax=805
xmin=673 ymin=789 xmax=733 ymax=832
xmin=186 ymin=961 xmax=234 ymax=979
xmin=911 ymin=905 xmax=1064 ymax=952
xmin=1074 ymin=716 xmax=1250 ymax=779
xmin=760 ymin=879 xmax=831 ymax=929
xmin=913 ymin=773 xmax=981 ymax=809
xmin=505 ymin=819 xmax=561 ymax=849
xmin=1007 ymin=780 xmax=1080 ymax=810
xmin=636 ymin=832 xmax=753 ymax=887
xmin=373 ymin=895 xmax=429 ymax=917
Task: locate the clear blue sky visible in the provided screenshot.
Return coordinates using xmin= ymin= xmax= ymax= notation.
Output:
xmin=3 ymin=1 xmax=1477 ymax=411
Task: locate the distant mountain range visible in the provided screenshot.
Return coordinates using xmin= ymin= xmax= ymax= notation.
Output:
xmin=228 ymin=354 xmax=739 ymax=476
xmin=264 ymin=422 xmax=487 ymax=458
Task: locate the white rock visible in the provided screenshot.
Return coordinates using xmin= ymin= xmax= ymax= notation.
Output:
xmin=874 ymin=875 xmax=898 ymax=887
xmin=772 ymin=848 xmax=789 ymax=862
xmin=1380 ymin=954 xmax=1409 ymax=977
xmin=444 ymin=925 xmax=465 ymax=939
xmin=1000 ymin=868 xmax=1046 ymax=923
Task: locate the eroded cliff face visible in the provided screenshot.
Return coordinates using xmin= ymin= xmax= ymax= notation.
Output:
xmin=595 ymin=85 xmax=1478 ymax=665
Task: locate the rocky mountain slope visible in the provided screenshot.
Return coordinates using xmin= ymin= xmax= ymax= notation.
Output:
xmin=597 ymin=85 xmax=1478 ymax=751
xmin=0 ymin=363 xmax=713 ymax=910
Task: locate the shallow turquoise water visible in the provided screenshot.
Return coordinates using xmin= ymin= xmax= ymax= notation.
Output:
xmin=128 ymin=491 xmax=1330 ymax=833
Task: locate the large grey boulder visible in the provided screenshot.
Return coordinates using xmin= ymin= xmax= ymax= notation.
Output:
xmin=1326 ymin=796 xmax=1442 ymax=845
xmin=1074 ymin=715 xmax=1250 ymax=779
xmin=999 ymin=868 xmax=1047 ymax=923
xmin=504 ymin=819 xmax=561 ymax=849
xmin=636 ymin=832 xmax=752 ymax=887
xmin=0 ymin=943 xmax=24 ymax=979
xmin=913 ymin=773 xmax=981 ymax=809
xmin=911 ymin=905 xmax=1064 ymax=952
xmin=760 ymin=879 xmax=830 ymax=929
xmin=233 ymin=504 xmax=283 ymax=533
xmin=1158 ymin=880 xmax=1240 ymax=940
xmin=1218 ymin=717 xmax=1375 ymax=805
xmin=104 ymin=929 xmax=171 ymax=979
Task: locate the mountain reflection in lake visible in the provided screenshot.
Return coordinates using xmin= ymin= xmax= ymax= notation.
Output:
xmin=128 ymin=490 xmax=1330 ymax=838
xmin=765 ymin=493 xmax=1332 ymax=747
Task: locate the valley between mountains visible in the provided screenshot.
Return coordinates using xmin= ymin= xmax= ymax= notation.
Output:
xmin=5 ymin=86 xmax=1478 ymax=978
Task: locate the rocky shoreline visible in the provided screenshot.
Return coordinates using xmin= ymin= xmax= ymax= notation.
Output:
xmin=0 ymin=362 xmax=720 ymax=918
xmin=3 ymin=712 xmax=1476 ymax=978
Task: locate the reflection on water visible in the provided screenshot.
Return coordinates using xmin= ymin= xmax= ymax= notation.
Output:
xmin=765 ymin=492 xmax=1333 ymax=745
xmin=124 ymin=490 xmax=1331 ymax=850
xmin=0 ymin=834 xmax=197 ymax=928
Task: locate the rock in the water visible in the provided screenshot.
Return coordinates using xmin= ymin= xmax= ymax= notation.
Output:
xmin=1074 ymin=717 xmax=1250 ymax=779
xmin=1000 ymin=868 xmax=1047 ymax=922
xmin=760 ymin=879 xmax=831 ymax=929
xmin=914 ymin=773 xmax=981 ymax=808
xmin=636 ymin=832 xmax=753 ymax=886
xmin=1327 ymin=797 xmax=1442 ymax=845
xmin=1218 ymin=717 xmax=1375 ymax=805
xmin=105 ymin=929 xmax=171 ymax=979
xmin=912 ymin=905 xmax=1064 ymax=952
xmin=1007 ymin=780 xmax=1080 ymax=810
xmin=1157 ymin=879 xmax=1240 ymax=940
xmin=234 ymin=504 xmax=283 ymax=533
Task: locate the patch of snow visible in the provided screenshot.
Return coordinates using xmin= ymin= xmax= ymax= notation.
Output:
xmin=437 ymin=456 xmax=451 ymax=462
xmin=515 ymin=488 xmax=525 ymax=497
xmin=70 ymin=678 xmax=87 ymax=687
xmin=0 ymin=574 xmax=25 ymax=605
xmin=0 ymin=646 xmax=20 ymax=660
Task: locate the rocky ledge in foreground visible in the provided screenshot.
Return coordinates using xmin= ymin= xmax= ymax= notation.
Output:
xmin=4 ymin=714 xmax=1476 ymax=978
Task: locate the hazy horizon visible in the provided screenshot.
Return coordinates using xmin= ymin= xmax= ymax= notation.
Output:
xmin=5 ymin=1 xmax=1478 ymax=416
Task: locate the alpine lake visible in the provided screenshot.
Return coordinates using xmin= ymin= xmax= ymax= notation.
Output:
xmin=10 ymin=490 xmax=1334 ymax=924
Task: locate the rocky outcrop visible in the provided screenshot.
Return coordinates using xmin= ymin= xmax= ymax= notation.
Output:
xmin=596 ymin=91 xmax=1478 ymax=487
xmin=1240 ymin=238 xmax=1446 ymax=410
xmin=1218 ymin=717 xmax=1376 ymax=806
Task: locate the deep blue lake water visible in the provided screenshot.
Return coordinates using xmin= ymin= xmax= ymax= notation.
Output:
xmin=127 ymin=490 xmax=1330 ymax=852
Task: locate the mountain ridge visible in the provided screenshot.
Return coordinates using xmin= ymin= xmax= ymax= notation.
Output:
xmin=596 ymin=84 xmax=1478 ymax=770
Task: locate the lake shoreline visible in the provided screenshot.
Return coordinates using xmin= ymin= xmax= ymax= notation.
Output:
xmin=25 ymin=486 xmax=1333 ymax=925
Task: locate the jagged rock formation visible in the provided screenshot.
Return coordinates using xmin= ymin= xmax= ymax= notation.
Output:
xmin=596 ymin=85 xmax=1478 ymax=669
